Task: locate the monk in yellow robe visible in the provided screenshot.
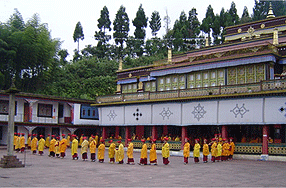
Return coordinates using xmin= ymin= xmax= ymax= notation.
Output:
xmin=31 ymin=134 xmax=38 ymax=154
xmin=55 ymin=137 xmax=60 ymax=157
xmin=38 ymin=135 xmax=45 ymax=155
xmin=139 ymin=139 xmax=147 ymax=165
xmin=216 ymin=140 xmax=222 ymax=162
xmin=203 ymin=139 xmax=210 ymax=163
xmin=67 ymin=133 xmax=71 ymax=148
xmin=95 ymin=134 xmax=99 ymax=146
xmin=150 ymin=139 xmax=157 ymax=165
xmin=183 ymin=138 xmax=190 ymax=164
xmin=59 ymin=134 xmax=68 ymax=158
xmin=229 ymin=137 xmax=235 ymax=160
xmin=81 ymin=137 xmax=89 ymax=160
xmin=15 ymin=133 xmax=20 ymax=152
xmin=45 ymin=134 xmax=50 ymax=148
xmin=175 ymin=136 xmax=180 ymax=142
xmin=193 ymin=139 xmax=201 ymax=163
xmin=27 ymin=134 xmax=32 ymax=149
xmin=162 ymin=137 xmax=170 ymax=165
xmin=210 ymin=138 xmax=217 ymax=162
xmin=108 ymin=140 xmax=115 ymax=163
xmin=126 ymin=139 xmax=134 ymax=164
xmin=14 ymin=133 xmax=18 ymax=150
xmin=20 ymin=133 xmax=26 ymax=153
xmin=71 ymin=135 xmax=79 ymax=160
xmin=49 ymin=135 xmax=56 ymax=157
xmin=98 ymin=139 xmax=105 ymax=163
xmin=117 ymin=140 xmax=124 ymax=164
xmin=89 ymin=135 xmax=93 ymax=143
xmin=79 ymin=134 xmax=84 ymax=147
xmin=90 ymin=136 xmax=97 ymax=162
xmin=221 ymin=138 xmax=230 ymax=161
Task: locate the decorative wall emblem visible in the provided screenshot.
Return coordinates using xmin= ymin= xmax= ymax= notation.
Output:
xmin=230 ymin=104 xmax=249 ymax=118
xmin=107 ymin=110 xmax=117 ymax=121
xmin=159 ymin=107 xmax=173 ymax=120
xmin=192 ymin=103 xmax=206 ymax=121
xmin=279 ymin=103 xmax=286 ymax=117
xmin=133 ymin=108 xmax=142 ymax=121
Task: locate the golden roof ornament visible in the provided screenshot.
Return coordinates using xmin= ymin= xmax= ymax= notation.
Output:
xmin=267 ymin=2 xmax=275 ymax=18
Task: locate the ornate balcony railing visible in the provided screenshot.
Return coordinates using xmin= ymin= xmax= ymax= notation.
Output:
xmin=97 ymin=78 xmax=286 ymax=104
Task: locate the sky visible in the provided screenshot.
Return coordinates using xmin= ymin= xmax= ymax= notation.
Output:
xmin=0 ymin=0 xmax=255 ymax=60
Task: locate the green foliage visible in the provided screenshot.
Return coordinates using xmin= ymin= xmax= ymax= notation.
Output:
xmin=240 ymin=6 xmax=251 ymax=24
xmin=73 ymin=21 xmax=84 ymax=51
xmin=133 ymin=4 xmax=148 ymax=39
xmin=97 ymin=6 xmax=111 ymax=32
xmin=149 ymin=11 xmax=161 ymax=37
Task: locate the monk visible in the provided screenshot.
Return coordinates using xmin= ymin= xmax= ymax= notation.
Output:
xmin=81 ymin=137 xmax=89 ymax=161
xmin=108 ymin=140 xmax=115 ymax=163
xmin=139 ymin=139 xmax=147 ymax=165
xmin=126 ymin=139 xmax=134 ymax=165
xmin=95 ymin=133 xmax=99 ymax=146
xmin=45 ymin=134 xmax=50 ymax=148
xmin=59 ymin=134 xmax=68 ymax=158
xmin=203 ymin=139 xmax=210 ymax=163
xmin=38 ymin=135 xmax=45 ymax=156
xmin=162 ymin=137 xmax=170 ymax=165
xmin=49 ymin=135 xmax=56 ymax=157
xmin=90 ymin=135 xmax=97 ymax=162
xmin=150 ymin=139 xmax=157 ymax=165
xmin=71 ymin=134 xmax=79 ymax=160
xmin=193 ymin=139 xmax=201 ymax=163
xmin=216 ymin=139 xmax=222 ymax=162
xmin=14 ymin=132 xmax=18 ymax=150
xmin=15 ymin=133 xmax=21 ymax=152
xmin=79 ymin=134 xmax=84 ymax=147
xmin=117 ymin=140 xmax=124 ymax=164
xmin=183 ymin=137 xmax=190 ymax=164
xmin=98 ymin=139 xmax=105 ymax=163
xmin=55 ymin=136 xmax=60 ymax=158
xmin=210 ymin=138 xmax=217 ymax=162
xmin=20 ymin=133 xmax=25 ymax=153
xmin=67 ymin=133 xmax=71 ymax=148
xmin=27 ymin=134 xmax=32 ymax=149
xmin=31 ymin=134 xmax=38 ymax=154
xmin=221 ymin=138 xmax=230 ymax=161
xmin=229 ymin=137 xmax=235 ymax=160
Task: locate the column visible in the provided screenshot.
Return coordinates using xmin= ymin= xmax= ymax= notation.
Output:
xmin=115 ymin=126 xmax=120 ymax=138
xmin=152 ymin=126 xmax=158 ymax=140
xmin=181 ymin=126 xmax=187 ymax=150
xmin=163 ymin=125 xmax=168 ymax=136
xmin=221 ymin=125 xmax=228 ymax=139
xmin=102 ymin=126 xmax=107 ymax=139
xmin=261 ymin=125 xmax=269 ymax=160
xmin=125 ymin=126 xmax=130 ymax=147
xmin=26 ymin=100 xmax=37 ymax=122
xmin=70 ymin=104 xmax=74 ymax=124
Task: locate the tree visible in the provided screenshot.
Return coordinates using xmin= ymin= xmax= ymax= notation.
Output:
xmin=113 ymin=5 xmax=129 ymax=58
xmin=201 ymin=5 xmax=215 ymax=44
xmin=188 ymin=8 xmax=200 ymax=49
xmin=7 ymin=8 xmax=25 ymax=31
xmin=58 ymin=49 xmax=69 ymax=66
xmin=163 ymin=9 xmax=172 ymax=48
xmin=73 ymin=21 xmax=84 ymax=52
xmin=172 ymin=11 xmax=188 ymax=51
xmin=97 ymin=6 xmax=111 ymax=33
xmin=252 ymin=0 xmax=268 ymax=21
xmin=240 ymin=6 xmax=251 ymax=24
xmin=149 ymin=11 xmax=161 ymax=37
xmin=228 ymin=2 xmax=239 ymax=26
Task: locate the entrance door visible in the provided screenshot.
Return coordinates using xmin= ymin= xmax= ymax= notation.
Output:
xmin=24 ymin=103 xmax=29 ymax=122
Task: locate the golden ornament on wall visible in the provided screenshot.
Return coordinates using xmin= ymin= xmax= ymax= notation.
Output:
xmin=129 ymin=73 xmax=132 ymax=77
xmin=238 ymin=28 xmax=242 ymax=33
xmin=260 ymin=24 xmax=265 ymax=29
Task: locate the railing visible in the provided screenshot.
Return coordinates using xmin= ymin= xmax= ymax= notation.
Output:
xmin=97 ymin=78 xmax=286 ymax=103
xmin=235 ymin=143 xmax=286 ymax=156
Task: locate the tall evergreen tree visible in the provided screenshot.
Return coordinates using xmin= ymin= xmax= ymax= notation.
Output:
xmin=240 ymin=6 xmax=251 ymax=24
xmin=149 ymin=11 xmax=161 ymax=37
xmin=97 ymin=6 xmax=111 ymax=33
xmin=188 ymin=8 xmax=200 ymax=48
xmin=7 ymin=8 xmax=25 ymax=31
xmin=252 ymin=0 xmax=268 ymax=21
xmin=228 ymin=2 xmax=239 ymax=25
xmin=73 ymin=21 xmax=84 ymax=52
xmin=113 ymin=5 xmax=129 ymax=58
xmin=201 ymin=5 xmax=215 ymax=44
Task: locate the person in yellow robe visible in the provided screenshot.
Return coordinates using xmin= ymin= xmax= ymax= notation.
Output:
xmin=67 ymin=133 xmax=71 ymax=148
xmin=183 ymin=138 xmax=190 ymax=164
xmin=216 ymin=139 xmax=222 ymax=162
xmin=38 ymin=135 xmax=45 ymax=156
xmin=150 ymin=139 xmax=157 ymax=165
xmin=139 ymin=139 xmax=147 ymax=165
xmin=126 ymin=139 xmax=134 ymax=164
xmin=229 ymin=137 xmax=235 ymax=160
xmin=14 ymin=132 xmax=18 ymax=150
xmin=202 ymin=139 xmax=210 ymax=163
xmin=89 ymin=135 xmax=94 ymax=144
xmin=117 ymin=140 xmax=124 ymax=164
xmin=45 ymin=134 xmax=50 ymax=148
xmin=27 ymin=134 xmax=32 ymax=149
xmin=20 ymin=133 xmax=25 ymax=153
xmin=55 ymin=137 xmax=60 ymax=158
xmin=108 ymin=140 xmax=116 ymax=163
xmin=31 ymin=134 xmax=38 ymax=154
xmin=175 ymin=136 xmax=180 ymax=142
xmin=221 ymin=138 xmax=230 ymax=161
xmin=71 ymin=135 xmax=79 ymax=160
xmin=15 ymin=133 xmax=21 ymax=152
xmin=90 ymin=136 xmax=97 ymax=162
xmin=81 ymin=137 xmax=89 ymax=161
xmin=98 ymin=139 xmax=105 ymax=163
xmin=193 ymin=139 xmax=201 ymax=163
xmin=162 ymin=137 xmax=170 ymax=165
xmin=95 ymin=134 xmax=99 ymax=147
xmin=49 ymin=135 xmax=56 ymax=157
xmin=79 ymin=134 xmax=84 ymax=147
xmin=210 ymin=138 xmax=217 ymax=162
xmin=59 ymin=134 xmax=68 ymax=158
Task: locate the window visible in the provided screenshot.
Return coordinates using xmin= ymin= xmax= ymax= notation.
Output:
xmin=204 ymin=73 xmax=208 ymax=79
xmin=197 ymin=74 xmax=201 ymax=80
xmin=152 ymin=82 xmax=156 ymax=87
xmin=80 ymin=104 xmax=99 ymax=120
xmin=128 ymin=85 xmax=132 ymax=90
xmin=219 ymin=71 xmax=224 ymax=78
xmin=160 ymin=78 xmax=164 ymax=84
xmin=189 ymin=75 xmax=194 ymax=81
xmin=180 ymin=85 xmax=185 ymax=89
xmin=211 ymin=82 xmax=216 ymax=86
xmin=180 ymin=76 xmax=185 ymax=82
xmin=173 ymin=77 xmax=178 ymax=83
xmin=38 ymin=103 xmax=53 ymax=117
xmin=211 ymin=72 xmax=216 ymax=78
xmin=166 ymin=77 xmax=171 ymax=83
xmin=0 ymin=100 xmax=17 ymax=115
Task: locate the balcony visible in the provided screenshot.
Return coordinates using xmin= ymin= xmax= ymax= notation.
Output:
xmin=97 ymin=78 xmax=286 ymax=104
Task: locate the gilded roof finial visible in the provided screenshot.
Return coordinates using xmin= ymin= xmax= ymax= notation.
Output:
xmin=267 ymin=2 xmax=275 ymax=18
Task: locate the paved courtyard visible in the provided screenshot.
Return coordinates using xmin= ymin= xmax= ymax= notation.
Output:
xmin=0 ymin=148 xmax=286 ymax=187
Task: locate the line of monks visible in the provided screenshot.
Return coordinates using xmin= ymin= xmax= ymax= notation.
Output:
xmin=13 ymin=132 xmax=235 ymax=165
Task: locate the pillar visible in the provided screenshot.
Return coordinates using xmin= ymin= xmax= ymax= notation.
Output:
xmin=221 ymin=125 xmax=228 ymax=139
xmin=70 ymin=103 xmax=74 ymax=124
xmin=102 ymin=127 xmax=107 ymax=139
xmin=7 ymin=92 xmax=16 ymax=156
xmin=261 ymin=125 xmax=269 ymax=160
xmin=115 ymin=126 xmax=120 ymax=138
xmin=152 ymin=126 xmax=158 ymax=140
xmin=181 ymin=126 xmax=187 ymax=150
xmin=125 ymin=126 xmax=130 ymax=147
xmin=163 ymin=125 xmax=168 ymax=136
xmin=26 ymin=99 xmax=37 ymax=122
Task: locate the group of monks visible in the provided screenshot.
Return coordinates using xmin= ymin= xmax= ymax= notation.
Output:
xmin=13 ymin=132 xmax=235 ymax=165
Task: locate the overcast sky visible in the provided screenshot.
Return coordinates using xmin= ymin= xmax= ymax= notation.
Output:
xmin=0 ymin=0 xmax=255 ymax=60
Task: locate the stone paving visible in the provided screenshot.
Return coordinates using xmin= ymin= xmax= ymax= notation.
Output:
xmin=0 ymin=148 xmax=286 ymax=187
